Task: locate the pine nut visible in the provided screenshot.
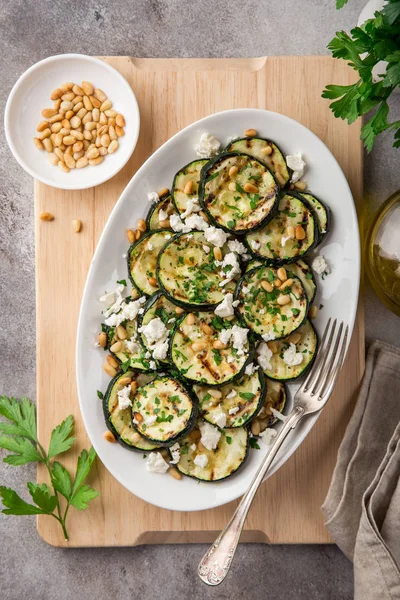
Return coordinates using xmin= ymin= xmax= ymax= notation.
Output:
xmin=87 ymin=148 xmax=100 ymax=160
xmin=127 ymin=229 xmax=135 ymax=243
xmin=90 ymin=95 xmax=101 ymax=108
xmin=208 ymin=389 xmax=222 ymax=399
xmin=148 ymin=277 xmax=158 ymax=287
xmin=53 ymin=99 xmax=62 ymax=111
xmin=71 ymin=218 xmax=81 ymax=233
xmin=103 ymin=430 xmax=116 ymax=443
xmin=76 ymin=108 xmax=87 ymax=120
xmin=116 ymin=125 xmax=125 ymax=137
xmin=213 ymin=247 xmax=222 ymax=261
xmin=275 ymin=173 xmax=286 ymax=187
xmin=95 ymin=135 xmax=101 ymax=147
xmin=280 ymin=278 xmax=294 ymax=290
xmin=38 ymin=128 xmax=51 ymax=140
xmin=94 ymin=88 xmax=107 ymax=102
xmin=99 ymin=111 xmax=107 ymax=125
xmin=54 ymin=148 xmax=65 ymax=161
xmin=273 ymin=279 xmax=282 ymax=288
xmin=73 ymin=102 xmax=83 ymax=113
xmin=76 ymin=157 xmax=89 ymax=169
xmin=82 ymin=112 xmax=92 ymax=125
xmin=277 ymin=267 xmax=287 ymax=282
xmin=72 ymin=141 xmax=83 ymax=152
xmin=54 ymin=133 xmax=62 ymax=147
xmin=192 ymin=341 xmax=207 ymax=352
xmin=59 ymin=143 xmax=66 ymax=151
xmin=287 ymin=225 xmax=295 ymax=238
xmin=277 ymin=295 xmax=291 ymax=306
xmin=69 ymin=116 xmax=81 ymax=129
xmin=213 ymin=339 xmax=227 ymax=349
xmin=175 ymin=306 xmax=185 ymax=315
xmin=33 ymin=137 xmax=44 ymax=150
xmin=289 ymin=332 xmax=302 ymax=344
xmin=199 ymin=211 xmax=209 ymax=222
xmin=294 ymin=180 xmax=307 ymax=191
xmin=82 ymin=81 xmax=94 ymax=96
xmin=97 ymin=125 xmax=108 ymax=136
xmin=85 ymin=122 xmax=97 ymax=131
xmin=268 ymin=341 xmax=278 ymax=353
xmin=49 ymin=113 xmax=63 ymax=123
xmin=60 ymin=101 xmax=73 ymax=111
xmin=137 ymin=219 xmax=147 ymax=232
xmin=61 ymin=92 xmax=75 ymax=102
xmin=159 ymin=219 xmax=170 ymax=228
xmin=48 ymin=153 xmax=58 ymax=166
xmin=92 ymin=108 xmax=100 ymax=122
xmin=118 ymin=376 xmax=132 ymax=386
xmin=101 ymin=134 xmax=110 ymax=147
xmin=59 ymin=127 xmax=71 ymax=136
xmin=100 ymin=99 xmax=112 ymax=112
xmin=57 ymin=161 xmax=69 ymax=172
xmin=36 ymin=120 xmax=49 ymax=132
xmin=63 ymin=135 xmax=75 ymax=146
xmin=61 ymin=82 xmax=74 ymax=92
xmin=51 ymin=88 xmax=64 ymax=100
xmin=97 ymin=147 xmax=106 ymax=156
xmin=41 ymin=108 xmax=57 ymax=119
xmin=251 ymin=420 xmax=261 ymax=436
xmin=187 ymin=313 xmax=195 ymax=325
xmin=61 ymin=119 xmax=71 ymax=130
xmin=228 ymin=182 xmax=236 ymax=192
xmin=168 ymin=467 xmax=182 ymax=480
xmin=64 ymin=154 xmax=75 ymax=169
xmin=261 ymin=280 xmax=273 ymax=292
xmin=65 ymin=110 xmax=74 ymax=120
xmin=51 ymin=122 xmax=62 ymax=133
xmin=98 ymin=332 xmax=107 ymax=347
xmin=201 ymin=323 xmax=214 ymax=335
xmin=73 ymin=150 xmax=84 ymax=160
xmin=244 ymin=128 xmax=257 ymax=137
xmin=289 ymin=184 xmax=295 ymax=190
xmin=83 ymin=95 xmax=93 ymax=110
xmin=308 ymin=305 xmax=318 ymax=319
xmin=131 ymin=381 xmax=138 ymax=394
xmin=71 ymin=84 xmax=84 ymax=96
xmin=105 ymin=109 xmax=117 ymax=118
xmin=83 ymin=130 xmax=92 ymax=141
xmin=108 ymin=140 xmax=119 ymax=154
xmin=89 ymin=156 xmax=104 ymax=166
xmin=244 ymin=182 xmax=258 ymax=193
xmin=109 ymin=126 xmax=117 ymax=142
xmin=110 ymin=341 xmax=123 ymax=353
xmin=116 ymin=325 xmax=127 ymax=340
xmin=40 ymin=212 xmax=54 ymax=221
xmin=295 ymin=225 xmax=306 ymax=240
xmin=107 ymin=354 xmax=119 ymax=369
xmin=116 ymin=114 xmax=125 ymax=127
xmin=229 ymin=166 xmax=238 ymax=177
xmin=261 ymin=145 xmax=273 ymax=156
xmin=184 ymin=180 xmax=193 ymax=195
xmin=65 ymin=145 xmax=73 ymax=156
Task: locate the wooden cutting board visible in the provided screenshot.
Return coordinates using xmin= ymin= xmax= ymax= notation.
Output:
xmin=35 ymin=56 xmax=364 ymax=547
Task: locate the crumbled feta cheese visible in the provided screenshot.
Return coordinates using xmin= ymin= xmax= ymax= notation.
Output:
xmin=262 ymin=331 xmax=276 ymax=342
xmin=232 ymin=299 xmax=240 ymax=308
xmin=283 ymin=343 xmax=303 ymax=367
xmin=170 ymin=214 xmax=189 ymax=233
xmin=202 ymin=244 xmax=210 ymax=254
xmin=145 ymin=351 xmax=152 ymax=359
xmin=213 ymin=411 xmax=227 ymax=429
xmin=169 ymin=442 xmax=180 ymax=465
xmin=158 ymin=208 xmax=169 ymax=222
xmin=214 ymin=293 xmax=234 ymax=318
xmin=152 ymin=339 xmax=169 ymax=360
xmin=227 ymin=355 xmax=234 ymax=363
xmin=146 ymin=452 xmax=169 ymax=473
xmin=117 ymin=385 xmax=132 ymax=410
xmin=256 ymin=342 xmax=273 ymax=371
xmin=228 ymin=239 xmax=247 ymax=254
xmin=219 ymin=252 xmax=241 ymax=280
xmin=138 ymin=308 xmax=144 ymax=314
xmin=228 ymin=406 xmax=239 ymax=415
xmin=259 ymin=428 xmax=277 ymax=445
xmin=204 ymin=226 xmax=230 ymax=248
xmin=186 ymin=214 xmax=209 ymax=232
xmin=271 ymin=407 xmax=287 ymax=422
xmin=194 ymin=454 xmax=209 ymax=468
xmin=190 ymin=443 xmax=197 ymax=451
xmin=122 ymin=253 xmax=127 ymax=259
xmin=286 ymin=153 xmax=306 ymax=183
xmin=168 ymin=318 xmax=175 ymax=324
xmin=199 ymin=421 xmax=221 ymax=450
xmin=245 ymin=363 xmax=257 ymax=376
xmin=195 ymin=132 xmax=221 ymax=158
xmin=241 ymin=285 xmax=250 ymax=295
xmin=250 ymin=240 xmax=260 ymax=251
xmin=147 ymin=191 xmax=160 ymax=204
xmin=165 ymin=234 xmax=172 ymax=239
xmin=180 ymin=197 xmax=201 ymax=220
xmin=125 ymin=337 xmax=140 ymax=354
xmin=281 ymin=235 xmax=291 ymax=247
xmin=312 ymin=255 xmax=330 ymax=276
xmin=226 ymin=389 xmax=237 ymax=399
xmin=104 ymin=296 xmax=146 ymax=327
xmin=219 ymin=325 xmax=249 ymax=355
xmin=145 ymin=415 xmax=157 ymax=426
xmin=149 ymin=360 xmax=157 ymax=370
xmin=139 ymin=317 xmax=168 ymax=345
xmin=147 ymin=242 xmax=153 ymax=250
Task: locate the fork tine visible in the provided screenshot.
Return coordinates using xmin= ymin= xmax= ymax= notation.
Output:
xmin=319 ymin=324 xmax=349 ymax=400
xmin=311 ymin=320 xmax=343 ymax=396
xmin=301 ymin=318 xmax=335 ymax=392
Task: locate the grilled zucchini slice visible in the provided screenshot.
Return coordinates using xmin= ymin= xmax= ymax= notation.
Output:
xmin=176 ymin=421 xmax=249 ymax=481
xmin=170 ymin=312 xmax=253 ymax=386
xmin=103 ymin=371 xmax=160 ymax=451
xmin=245 ymin=258 xmax=316 ymax=304
xmin=262 ymin=379 xmax=287 ymax=426
xmin=245 ymin=192 xmax=317 ymax=265
xmin=225 ymin=137 xmax=290 ymax=187
xmin=138 ymin=292 xmax=184 ymax=363
xmin=195 ymin=368 xmax=265 ymax=428
xmin=157 ymin=231 xmax=236 ymax=310
xmin=199 ymin=152 xmax=279 ymax=233
xmin=131 ymin=376 xmax=197 ymax=446
xmin=128 ymin=230 xmax=172 ymax=296
xmin=171 ymin=159 xmax=209 ymax=215
xmin=296 ymin=191 xmax=330 ymax=243
xmin=260 ymin=320 xmax=318 ymax=381
xmin=107 ymin=314 xmax=153 ymax=372
xmin=146 ymin=194 xmax=177 ymax=231
xmin=235 ymin=265 xmax=308 ymax=339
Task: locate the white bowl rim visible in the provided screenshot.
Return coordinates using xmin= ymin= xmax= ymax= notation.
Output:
xmin=4 ymin=53 xmax=140 ymax=190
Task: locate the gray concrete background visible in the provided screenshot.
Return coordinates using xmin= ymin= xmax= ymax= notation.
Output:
xmin=1 ymin=0 xmax=399 ymax=598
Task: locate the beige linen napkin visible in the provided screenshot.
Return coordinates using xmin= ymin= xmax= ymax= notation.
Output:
xmin=322 ymin=341 xmax=400 ymax=600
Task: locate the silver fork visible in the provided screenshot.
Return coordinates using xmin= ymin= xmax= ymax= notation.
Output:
xmin=198 ymin=318 xmax=349 ymax=586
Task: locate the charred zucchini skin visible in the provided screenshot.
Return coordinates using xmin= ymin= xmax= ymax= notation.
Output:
xmin=225 ymin=137 xmax=290 ymax=187
xmin=127 ymin=228 xmax=172 ymax=296
xmin=131 ymin=376 xmax=198 ymax=446
xmin=198 ymin=151 xmax=280 ymax=234
xmin=146 ymin=193 xmax=176 ymax=231
xmin=263 ymin=379 xmax=287 ymax=426
xmin=294 ymin=190 xmax=331 ymax=245
xmin=171 ymin=158 xmax=209 ymax=215
xmin=103 ymin=371 xmax=160 ymax=452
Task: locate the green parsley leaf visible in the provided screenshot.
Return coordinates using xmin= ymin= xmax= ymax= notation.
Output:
xmin=212 ymin=349 xmax=223 ymax=366
xmin=249 ymin=438 xmax=260 ymax=450
xmin=27 ymin=482 xmax=57 ymax=513
xmin=0 ymin=487 xmax=49 ymax=515
xmin=239 ymin=392 xmax=255 ymax=400
xmin=97 ymin=390 xmax=104 ymax=400
xmin=69 ymin=485 xmax=99 ymax=511
xmin=0 ymin=435 xmax=43 ymax=466
xmin=226 ymin=436 xmax=232 ymax=445
xmin=71 ymin=447 xmax=97 ymax=496
xmin=52 ymin=461 xmax=72 ymax=499
xmin=291 ymin=308 xmax=301 ymax=317
xmin=48 ymin=415 xmax=75 ymax=459
xmin=116 ymin=279 xmax=127 ymax=286
xmin=0 ymin=396 xmax=37 ymax=441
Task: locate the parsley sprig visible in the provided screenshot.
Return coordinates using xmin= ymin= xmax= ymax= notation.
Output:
xmin=323 ymin=0 xmax=400 ymax=151
xmin=0 ymin=396 xmax=99 ymax=541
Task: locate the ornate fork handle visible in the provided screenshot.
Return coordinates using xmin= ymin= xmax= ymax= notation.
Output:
xmin=198 ymin=405 xmax=305 ymax=586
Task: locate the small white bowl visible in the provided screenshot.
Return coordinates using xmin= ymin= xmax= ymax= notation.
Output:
xmin=4 ymin=54 xmax=140 ymax=190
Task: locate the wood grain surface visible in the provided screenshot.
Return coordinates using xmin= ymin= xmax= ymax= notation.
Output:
xmin=35 ymin=56 xmax=364 ymax=547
